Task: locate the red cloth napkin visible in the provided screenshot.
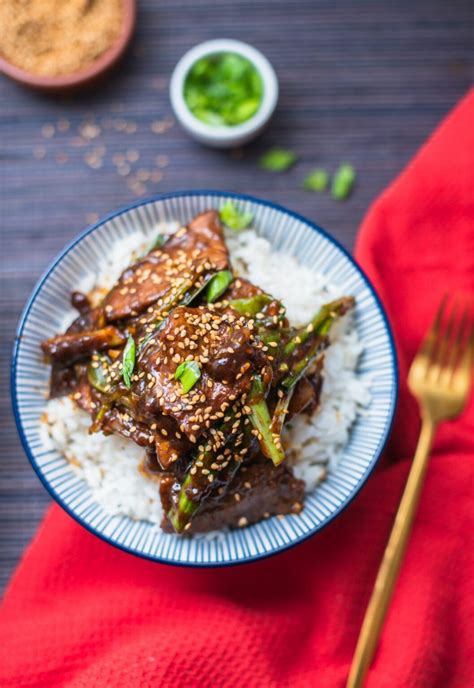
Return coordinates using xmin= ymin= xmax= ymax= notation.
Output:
xmin=2 ymin=91 xmax=473 ymax=688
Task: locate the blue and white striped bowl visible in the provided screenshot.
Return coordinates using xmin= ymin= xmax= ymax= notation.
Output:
xmin=12 ymin=192 xmax=397 ymax=566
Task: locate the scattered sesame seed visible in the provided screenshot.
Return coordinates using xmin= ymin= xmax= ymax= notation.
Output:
xmin=33 ymin=145 xmax=46 ymax=159
xmin=41 ymin=124 xmax=55 ymax=138
xmin=57 ymin=118 xmax=70 ymax=133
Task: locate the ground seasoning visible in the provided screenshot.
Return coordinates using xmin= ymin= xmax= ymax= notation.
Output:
xmin=0 ymin=0 xmax=124 ymax=77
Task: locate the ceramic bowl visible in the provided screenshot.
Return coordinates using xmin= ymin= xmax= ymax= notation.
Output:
xmin=170 ymin=40 xmax=279 ymax=148
xmin=12 ymin=191 xmax=397 ymax=566
xmin=0 ymin=0 xmax=136 ymax=91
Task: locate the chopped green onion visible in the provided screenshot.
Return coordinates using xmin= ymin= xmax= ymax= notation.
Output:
xmin=206 ymin=270 xmax=233 ymax=303
xmin=260 ymin=148 xmax=297 ymax=172
xmin=122 ymin=336 xmax=136 ymax=389
xmin=147 ymin=233 xmax=167 ymax=252
xmin=219 ymin=201 xmax=253 ymax=231
xmin=331 ymin=163 xmax=356 ymax=200
xmin=303 ymin=169 xmax=329 ymax=192
xmin=174 ymin=360 xmax=201 ymax=393
xmin=87 ymin=354 xmax=111 ymax=393
xmin=184 ymin=53 xmax=263 ymax=127
xmin=248 ymin=375 xmax=285 ymax=466
xmin=228 ymin=293 xmax=273 ymax=317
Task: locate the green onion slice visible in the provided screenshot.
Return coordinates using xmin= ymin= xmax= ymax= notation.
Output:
xmin=184 ymin=53 xmax=263 ymax=127
xmin=147 ymin=233 xmax=167 ymax=253
xmin=87 ymin=354 xmax=111 ymax=393
xmin=331 ymin=163 xmax=356 ymax=200
xmin=219 ymin=201 xmax=253 ymax=231
xmin=122 ymin=335 xmax=136 ymax=389
xmin=174 ymin=360 xmax=201 ymax=393
xmin=206 ymin=270 xmax=233 ymax=303
xmin=259 ymin=148 xmax=297 ymax=172
xmin=228 ymin=293 xmax=273 ymax=317
xmin=303 ymin=169 xmax=329 ymax=192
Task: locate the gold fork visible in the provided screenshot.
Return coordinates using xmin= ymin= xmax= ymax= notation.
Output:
xmin=347 ymin=296 xmax=473 ymax=688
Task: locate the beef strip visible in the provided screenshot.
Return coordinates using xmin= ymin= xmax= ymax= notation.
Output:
xmin=160 ymin=459 xmax=305 ymax=533
xmin=224 ymin=277 xmax=262 ymax=301
xmin=287 ymin=357 xmax=324 ymax=418
xmin=136 ymin=305 xmax=260 ymax=440
xmin=42 ymin=326 xmax=126 ymax=364
xmin=103 ymin=210 xmax=229 ymax=322
xmin=72 ymin=374 xmax=98 ymax=415
xmin=100 ymin=406 xmax=152 ymax=447
xmin=49 ymin=364 xmax=78 ymax=398
xmin=49 ymin=294 xmax=105 ymax=398
xmin=66 ymin=306 xmax=105 ymax=335
xmin=71 ymin=291 xmax=91 ymax=315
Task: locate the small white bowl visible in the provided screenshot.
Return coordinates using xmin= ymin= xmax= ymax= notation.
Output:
xmin=170 ymin=39 xmax=279 ymax=148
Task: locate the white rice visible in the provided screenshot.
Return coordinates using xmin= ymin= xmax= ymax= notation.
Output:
xmin=41 ymin=224 xmax=371 ymax=525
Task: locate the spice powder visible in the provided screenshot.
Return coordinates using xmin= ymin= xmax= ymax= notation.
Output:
xmin=0 ymin=0 xmax=124 ymax=77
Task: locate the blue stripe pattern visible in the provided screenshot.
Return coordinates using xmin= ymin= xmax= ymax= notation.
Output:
xmin=11 ymin=191 xmax=398 ymax=567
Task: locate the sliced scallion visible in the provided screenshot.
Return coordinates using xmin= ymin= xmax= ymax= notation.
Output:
xmin=174 ymin=360 xmax=201 ymax=393
xmin=303 ymin=169 xmax=329 ymax=192
xmin=219 ymin=201 xmax=253 ymax=231
xmin=228 ymin=293 xmax=273 ymax=317
xmin=259 ymin=148 xmax=297 ymax=172
xmin=206 ymin=270 xmax=233 ymax=303
xmin=331 ymin=163 xmax=356 ymax=200
xmin=122 ymin=335 xmax=136 ymax=389
xmin=87 ymin=354 xmax=111 ymax=393
xmin=184 ymin=53 xmax=263 ymax=127
xmin=147 ymin=233 xmax=167 ymax=253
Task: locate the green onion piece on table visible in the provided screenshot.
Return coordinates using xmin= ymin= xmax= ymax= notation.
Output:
xmin=122 ymin=335 xmax=136 ymax=389
xmin=331 ymin=163 xmax=356 ymax=200
xmin=259 ymin=148 xmax=297 ymax=172
xmin=303 ymin=169 xmax=329 ymax=192
xmin=219 ymin=201 xmax=253 ymax=231
xmin=206 ymin=270 xmax=233 ymax=303
xmin=174 ymin=360 xmax=201 ymax=393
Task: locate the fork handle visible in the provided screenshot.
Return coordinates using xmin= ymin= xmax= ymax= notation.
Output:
xmin=347 ymin=416 xmax=436 ymax=688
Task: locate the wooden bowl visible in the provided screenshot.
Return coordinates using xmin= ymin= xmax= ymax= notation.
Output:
xmin=0 ymin=0 xmax=136 ymax=92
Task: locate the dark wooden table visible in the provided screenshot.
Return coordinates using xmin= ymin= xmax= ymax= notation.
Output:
xmin=1 ymin=0 xmax=473 ymax=593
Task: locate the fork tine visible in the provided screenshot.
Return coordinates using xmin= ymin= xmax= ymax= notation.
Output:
xmin=445 ymin=305 xmax=472 ymax=384
xmin=419 ymin=295 xmax=447 ymax=376
xmin=432 ymin=297 xmax=458 ymax=378
xmin=453 ymin=321 xmax=474 ymax=382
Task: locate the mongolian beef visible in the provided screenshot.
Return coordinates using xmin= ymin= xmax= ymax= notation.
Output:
xmin=41 ymin=209 xmax=355 ymax=534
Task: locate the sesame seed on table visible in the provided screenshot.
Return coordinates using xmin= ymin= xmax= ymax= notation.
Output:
xmin=1 ymin=0 xmax=473 ymax=591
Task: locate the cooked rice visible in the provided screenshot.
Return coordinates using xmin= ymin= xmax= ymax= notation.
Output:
xmin=41 ymin=223 xmax=371 ymax=526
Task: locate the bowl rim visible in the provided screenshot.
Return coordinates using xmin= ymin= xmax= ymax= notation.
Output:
xmin=11 ymin=190 xmax=398 ymax=567
xmin=0 ymin=0 xmax=136 ymax=90
xmin=169 ymin=39 xmax=279 ymax=142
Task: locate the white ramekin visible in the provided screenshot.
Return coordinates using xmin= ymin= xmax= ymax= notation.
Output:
xmin=169 ymin=39 xmax=279 ymax=148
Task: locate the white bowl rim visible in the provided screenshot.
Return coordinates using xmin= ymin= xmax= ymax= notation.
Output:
xmin=11 ymin=190 xmax=398 ymax=567
xmin=169 ymin=39 xmax=279 ymax=142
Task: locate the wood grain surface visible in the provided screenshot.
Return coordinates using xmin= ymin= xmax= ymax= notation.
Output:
xmin=1 ymin=0 xmax=473 ymax=593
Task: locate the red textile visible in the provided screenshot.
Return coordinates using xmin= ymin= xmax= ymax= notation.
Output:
xmin=1 ymin=91 xmax=474 ymax=688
